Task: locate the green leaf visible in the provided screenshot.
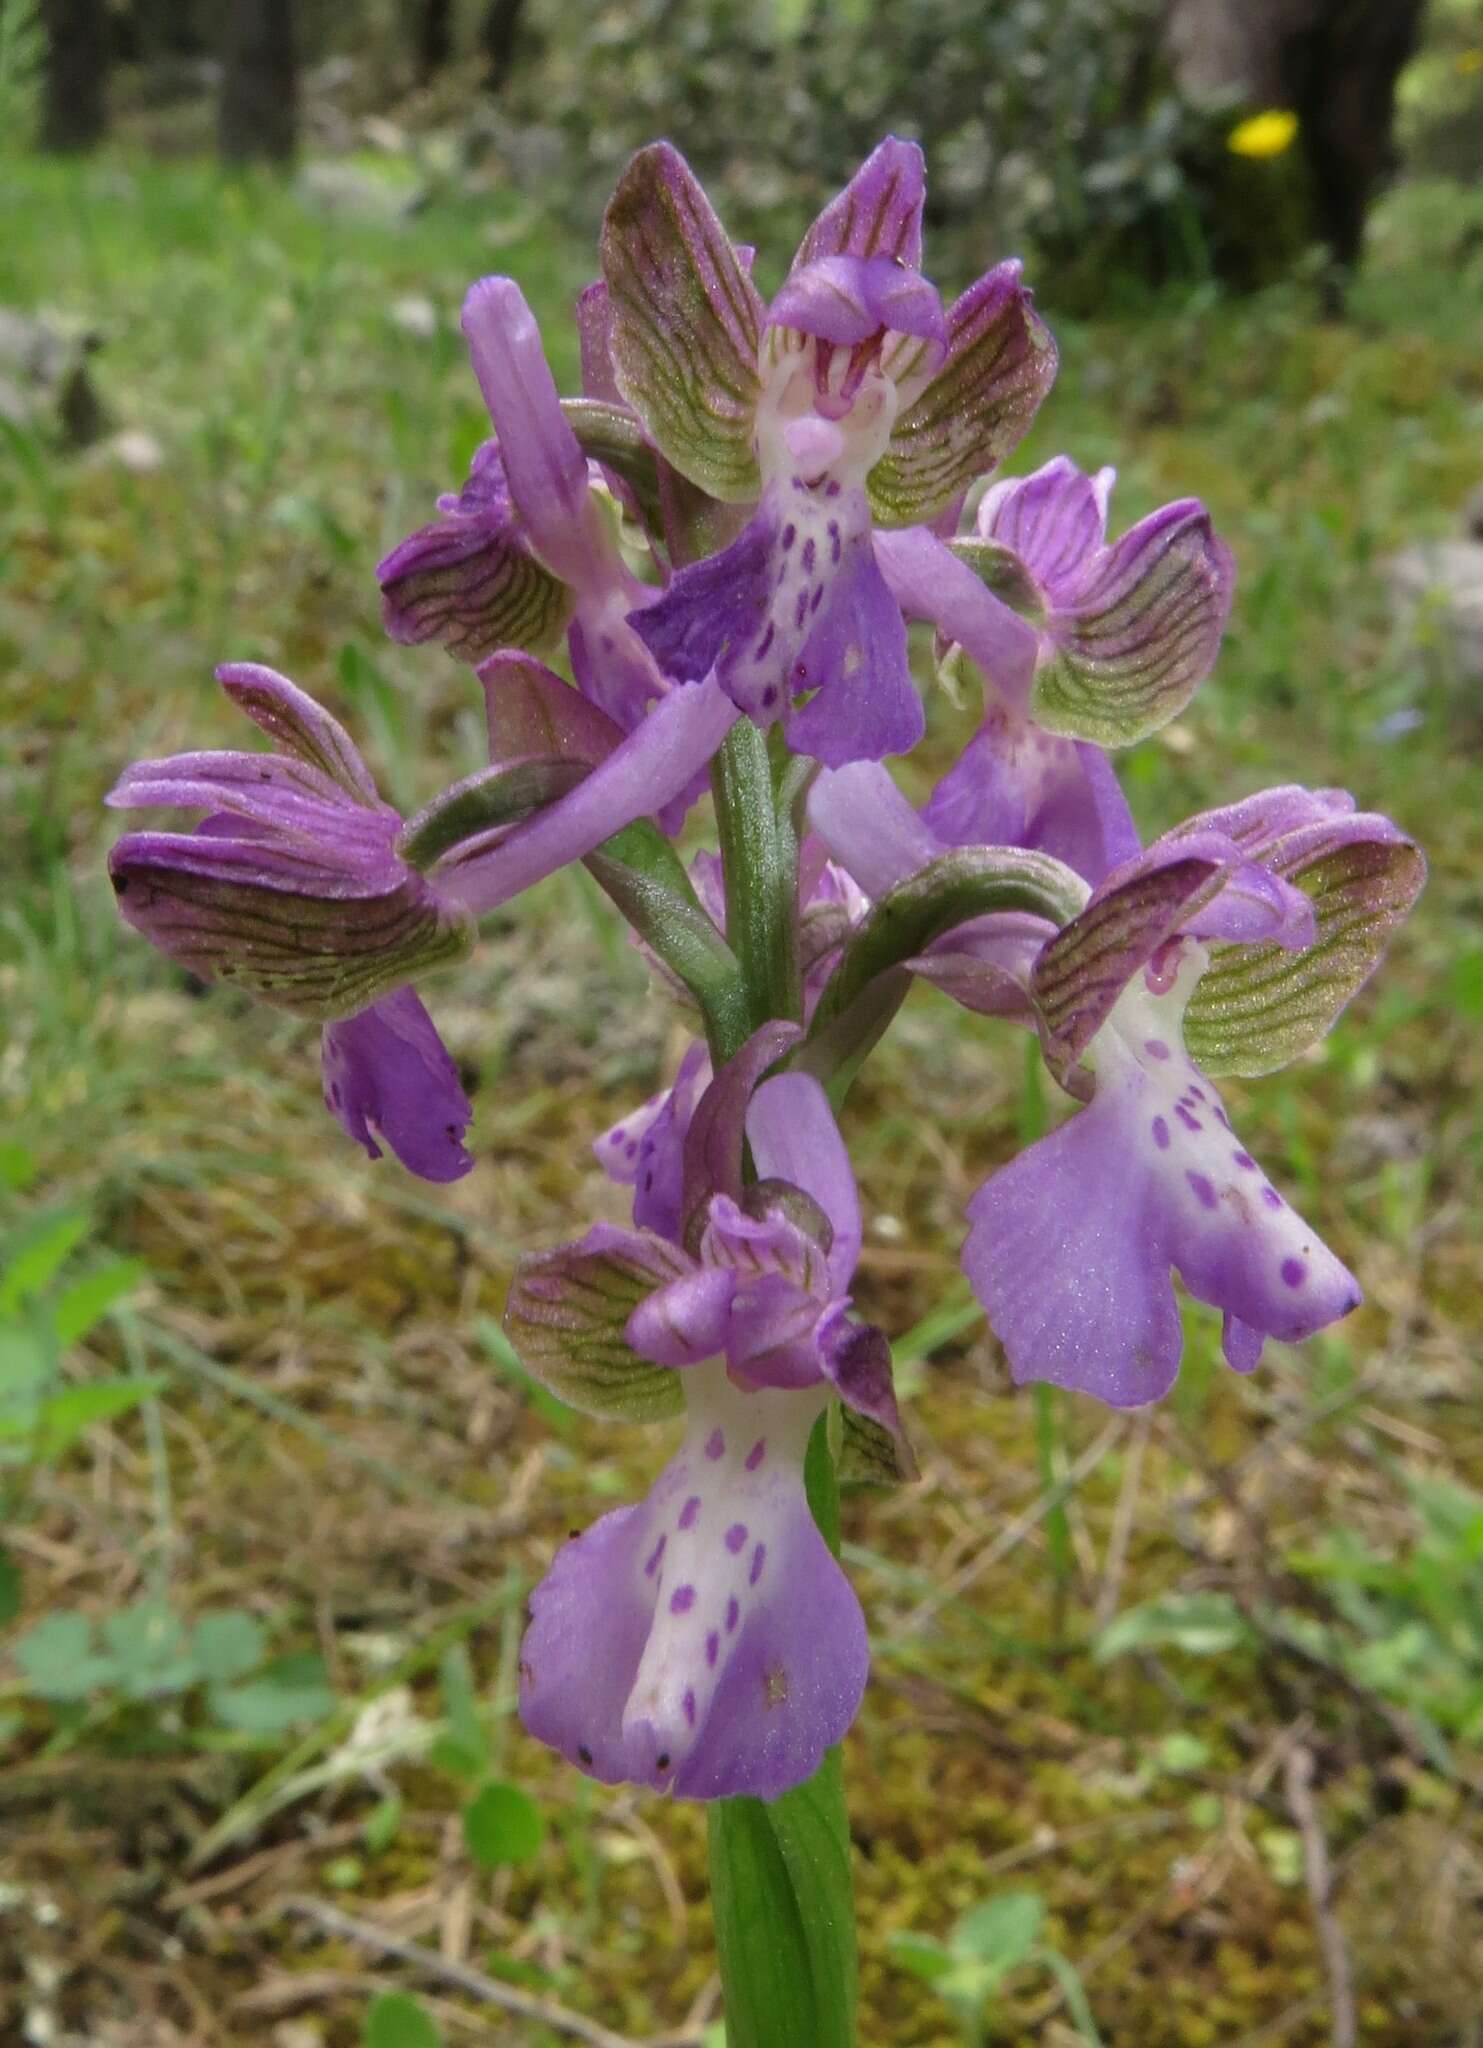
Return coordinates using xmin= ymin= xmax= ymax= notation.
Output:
xmin=364 ymin=1793 xmax=403 ymax=1853
xmin=210 ymin=1651 xmax=336 ymax=1732
xmin=1095 ymin=1591 xmax=1255 ymax=1662
xmin=365 ymin=1990 xmax=443 ymax=2048
xmin=12 ymin=1611 xmax=119 ymax=1700
xmin=0 ymin=1376 xmax=165 ymax=1458
xmin=0 ymin=1142 xmax=36 ymax=1192
xmin=561 ymin=397 xmax=665 ymax=531
xmin=102 ymin=1601 xmax=199 ymax=1697
xmin=708 ymin=1749 xmax=857 ymax=2048
xmin=0 ymin=1544 xmax=20 ymax=1627
xmin=502 ymin=1233 xmax=689 ymax=1424
xmin=463 ymin=1780 xmax=546 ymax=1869
xmin=439 ymin=1643 xmax=487 ymax=1774
xmin=886 ymin=1932 xmax=955 ymax=1984
xmin=0 ymin=1210 xmax=90 ymax=1313
xmin=191 ymin=1610 xmax=267 ymax=1685
xmin=952 ymin=1891 xmax=1045 ymax=1979
xmin=52 ymin=1258 xmax=146 ymax=1345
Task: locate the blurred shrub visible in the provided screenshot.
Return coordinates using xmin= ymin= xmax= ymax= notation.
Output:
xmin=500 ymin=0 xmax=1223 ymax=297
xmin=1398 ymin=0 xmax=1483 ymax=179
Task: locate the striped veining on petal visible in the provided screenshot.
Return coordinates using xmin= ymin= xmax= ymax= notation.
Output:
xmin=602 ymin=145 xmax=764 ymax=502
xmin=1183 ymin=839 xmax=1425 ymax=1076
xmin=504 ymin=1231 xmax=691 ymax=1423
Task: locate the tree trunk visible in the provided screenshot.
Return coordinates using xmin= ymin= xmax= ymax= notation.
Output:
xmin=219 ymin=0 xmax=297 ymax=164
xmin=482 ymin=0 xmax=527 ymax=94
xmin=40 ymin=0 xmax=109 ymax=153
xmin=416 ymin=0 xmax=454 ymax=82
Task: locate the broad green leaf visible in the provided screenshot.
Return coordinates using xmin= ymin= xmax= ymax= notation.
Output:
xmin=102 ymin=1602 xmax=198 ymax=1697
xmin=191 ymin=1610 xmax=267 ymax=1684
xmin=12 ymin=1612 xmax=119 ymax=1700
xmin=1095 ymin=1591 xmax=1254 ymax=1662
xmin=463 ymin=1780 xmax=546 ymax=1869
xmin=708 ymin=1751 xmax=857 ymax=2048
xmin=52 ymin=1258 xmax=146 ymax=1345
xmin=0 ymin=1142 xmax=36 ymax=1191
xmin=0 ymin=1210 xmax=89 ymax=1313
xmin=210 ymin=1651 xmax=336 ymax=1733
xmin=952 ymin=1891 xmax=1045 ymax=1979
xmin=9 ymin=1376 xmax=164 ymax=1458
xmin=365 ymin=1990 xmax=443 ymax=2048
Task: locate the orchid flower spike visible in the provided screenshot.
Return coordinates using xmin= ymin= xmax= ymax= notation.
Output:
xmin=105 ymin=663 xmax=475 ymax=1180
xmin=593 ymin=138 xmax=1056 ymax=767
xmin=505 ymin=1030 xmax=909 ymax=1798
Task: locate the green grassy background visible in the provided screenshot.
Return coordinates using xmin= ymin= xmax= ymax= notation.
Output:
xmin=2 ymin=153 xmax=1481 ymax=2045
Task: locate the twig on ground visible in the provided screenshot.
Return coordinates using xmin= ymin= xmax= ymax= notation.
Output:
xmin=280 ymin=1892 xmax=698 ymax=2048
xmin=1282 ymin=1742 xmax=1356 ymax=2048
xmin=1094 ymin=1410 xmax=1150 ymax=1630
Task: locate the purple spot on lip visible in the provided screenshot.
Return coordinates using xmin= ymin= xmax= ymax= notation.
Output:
xmin=683 ymin=1687 xmax=697 ymax=1726
xmin=1152 ymin=1116 xmax=1171 ymax=1151
xmin=794 ymin=589 xmax=810 ymax=630
xmin=705 ymin=1430 xmax=726 ymax=1460
xmin=1145 ymin=1038 xmax=1171 ymax=1060
xmin=810 ymin=583 xmax=824 ymax=612
xmin=755 ymin=624 xmax=775 ymax=660
xmin=781 ymin=523 xmax=796 ymax=550
xmin=1261 ymin=1186 xmax=1283 ymax=1210
xmin=1280 ymin=1257 xmax=1306 ymax=1288
xmin=1187 ymin=1171 xmax=1218 ymax=1210
xmin=1188 ymin=1085 xmax=1206 ymax=1103
xmin=644 ymin=1535 xmax=666 ymax=1577
xmin=749 ymin=1543 xmax=766 ymax=1586
xmin=745 ymin=1440 xmax=766 ymax=1471
xmin=725 ymin=1523 xmax=747 ymax=1554
xmin=625 ymin=1139 xmax=638 ymax=1158
xmin=1176 ymin=1105 xmax=1203 ymax=1133
xmin=670 ymin=1584 xmax=696 ymax=1615
xmin=679 ymin=1496 xmax=701 ymax=1530
xmin=725 ymin=1596 xmax=739 ymax=1633
xmin=762 ymin=684 xmax=777 ymax=707
xmin=801 ymin=538 xmax=817 ymax=572
xmin=825 ymin=479 xmax=841 ymax=498
xmin=706 ymin=1631 xmax=719 ymax=1667
xmin=1233 ymin=1150 xmax=1257 ymax=1170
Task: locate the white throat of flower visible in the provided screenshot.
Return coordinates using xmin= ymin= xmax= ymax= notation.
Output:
xmin=754 ymin=342 xmax=899 ymax=493
xmin=620 ymin=1360 xmax=827 ymax=1774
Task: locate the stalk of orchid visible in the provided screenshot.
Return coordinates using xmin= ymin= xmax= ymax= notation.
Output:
xmin=104 ymin=139 xmax=1425 ymax=2047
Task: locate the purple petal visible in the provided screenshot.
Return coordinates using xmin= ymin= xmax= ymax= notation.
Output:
xmin=964 ymin=1051 xmax=1360 ymax=1407
xmin=502 ymin=1222 xmax=690 ymax=1424
xmin=680 ymin=1021 xmax=804 ymax=1251
xmin=783 ymin=538 xmax=924 ymax=767
xmin=870 ymin=262 xmax=1057 ymax=527
xmin=215 ymin=663 xmax=380 ymax=808
xmin=106 ymin=750 xmax=390 ymax=846
xmin=1035 ymin=498 xmax=1236 ymax=745
xmin=627 ymin=1265 xmax=741 ymax=1367
xmin=321 ymin=988 xmax=473 ymax=1182
xmin=875 ymin=527 xmax=1038 ymax=708
xmin=807 ymin=761 xmax=945 ymax=901
xmin=601 ymin=143 xmax=765 ymax=502
xmin=976 ymin=456 xmax=1113 ymax=605
xmin=576 ymin=280 xmax=621 ymax=402
xmin=480 ymin=649 xmax=624 ymax=766
xmin=923 ymin=724 xmax=1139 ymax=887
xmin=768 ymin=255 xmax=944 ymax=349
xmin=433 ymin=678 xmax=739 ymax=916
xmin=793 ymin=136 xmax=927 ymax=270
xmin=816 ymin=1311 xmax=907 ymax=1446
xmin=461 ymin=277 xmax=611 ymax=591
xmin=377 ymin=494 xmax=572 ymax=666
xmin=746 ymin=1071 xmax=861 ymax=1292
xmin=519 ymin=1370 xmax=867 ymax=1800
xmin=595 ymin=1041 xmax=710 ymax=1244
xmin=108 ymin=826 xmax=472 ymax=1020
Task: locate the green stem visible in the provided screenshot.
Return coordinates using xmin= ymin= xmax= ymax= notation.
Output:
xmin=711 ymin=720 xmax=802 ymax=1047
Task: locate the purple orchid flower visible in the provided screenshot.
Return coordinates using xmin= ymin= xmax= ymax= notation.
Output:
xmin=509 ymin=1035 xmax=905 ymax=1798
xmin=870 ymin=456 xmax=1234 ymax=889
xmin=597 ymin=138 xmax=1056 ymax=768
xmin=813 ymin=770 xmax=1425 ymax=1402
xmin=106 ymin=663 xmax=475 ymax=1181
xmin=379 ymin=278 xmax=669 ymax=736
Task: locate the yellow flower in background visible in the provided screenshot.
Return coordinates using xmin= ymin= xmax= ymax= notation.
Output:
xmin=1228 ymin=109 xmax=1300 ymax=159
xmin=1457 ymin=49 xmax=1483 ymax=76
